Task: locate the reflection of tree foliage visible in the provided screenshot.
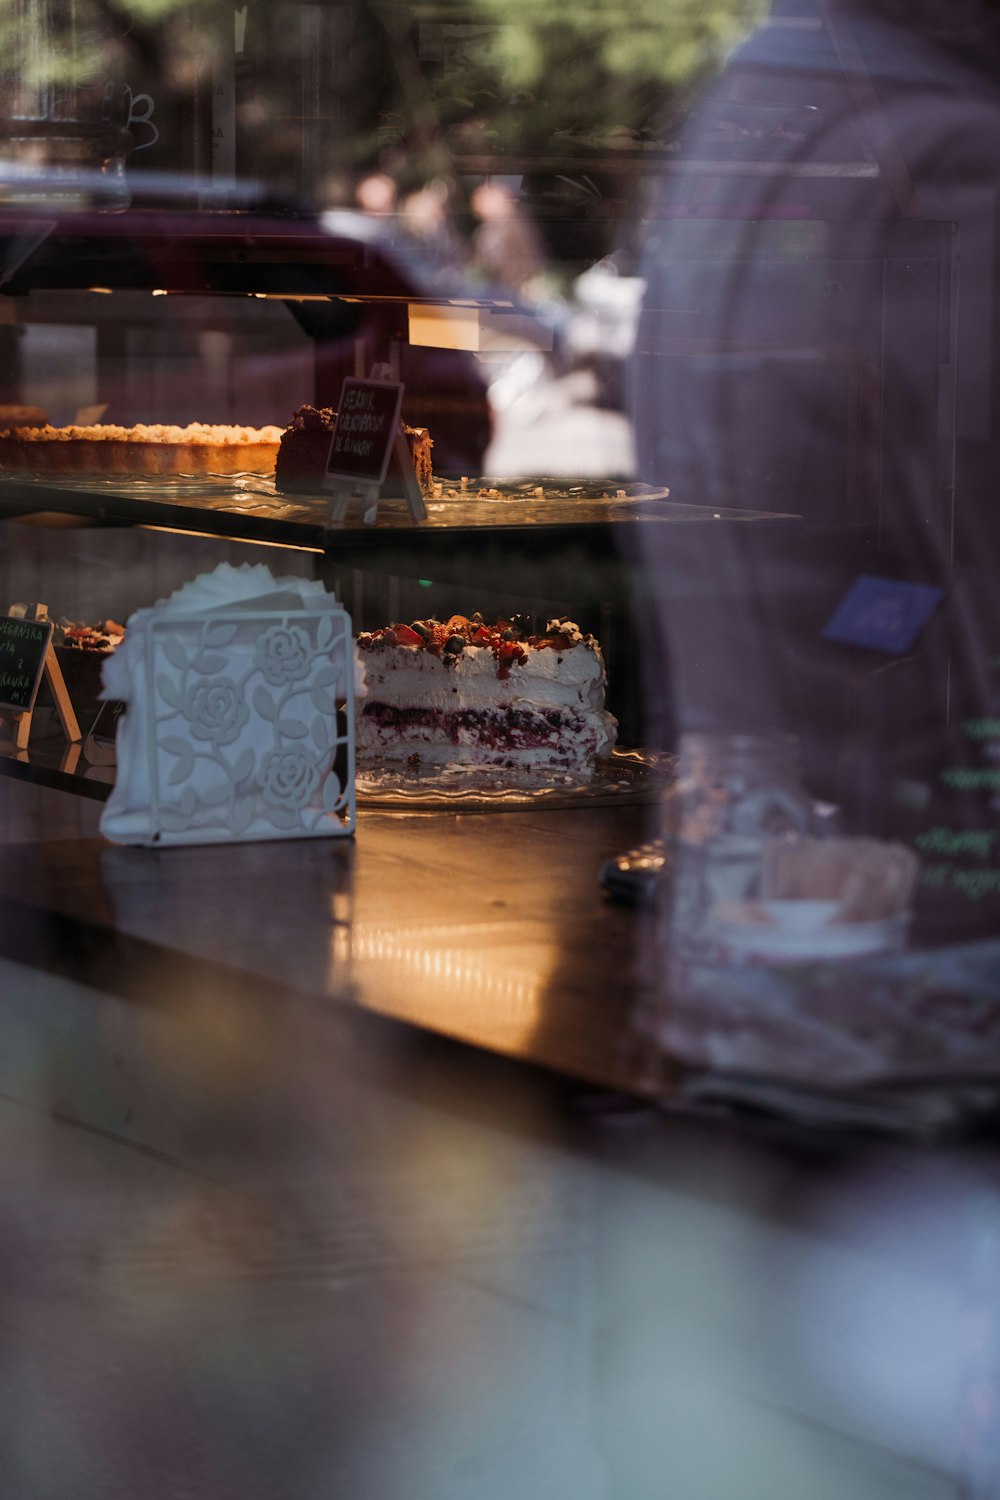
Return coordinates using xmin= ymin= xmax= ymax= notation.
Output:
xmin=0 ymin=0 xmax=232 ymax=168
xmin=0 ymin=0 xmax=216 ymax=93
xmin=1 ymin=0 xmax=763 ymax=237
xmin=386 ymin=0 xmax=765 ymax=159
xmin=365 ymin=0 xmax=765 ymax=265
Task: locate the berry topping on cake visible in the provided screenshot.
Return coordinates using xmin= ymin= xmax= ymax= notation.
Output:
xmin=356 ymin=614 xmax=599 ymax=679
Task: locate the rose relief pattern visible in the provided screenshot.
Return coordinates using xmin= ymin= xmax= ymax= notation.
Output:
xmin=149 ymin=609 xmax=354 ymax=842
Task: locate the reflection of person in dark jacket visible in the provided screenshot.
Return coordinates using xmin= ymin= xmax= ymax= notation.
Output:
xmin=469 ymin=182 xmax=546 ymax=298
xmin=629 ymin=0 xmax=1000 ymax=943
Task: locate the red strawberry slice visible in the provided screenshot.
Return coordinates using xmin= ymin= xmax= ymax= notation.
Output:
xmin=393 ymin=624 xmax=423 ymax=646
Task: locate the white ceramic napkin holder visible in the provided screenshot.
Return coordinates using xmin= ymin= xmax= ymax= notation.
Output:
xmin=100 ymin=569 xmax=356 ymax=847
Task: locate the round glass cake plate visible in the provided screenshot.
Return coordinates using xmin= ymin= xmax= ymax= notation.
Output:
xmin=428 ymin=478 xmax=671 ymax=503
xmin=1 ymin=474 xmax=671 ymax=498
xmin=0 ymin=471 xmax=277 ymax=496
xmin=355 ymin=747 xmax=675 ymax=811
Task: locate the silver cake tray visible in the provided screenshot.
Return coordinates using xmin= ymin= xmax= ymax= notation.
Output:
xmin=355 ymin=747 xmax=675 ymax=811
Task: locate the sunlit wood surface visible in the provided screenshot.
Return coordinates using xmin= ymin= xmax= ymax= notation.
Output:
xmin=0 ymin=804 xmax=671 ymax=1101
xmin=0 ymin=794 xmax=976 ymax=1500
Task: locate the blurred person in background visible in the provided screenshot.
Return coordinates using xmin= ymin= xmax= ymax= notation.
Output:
xmin=469 ymin=181 xmax=547 ymax=300
xmin=399 ymin=178 xmax=467 ymax=276
xmin=355 ymin=171 xmax=398 ymax=218
xmin=628 ymin=0 xmax=1000 ymax=946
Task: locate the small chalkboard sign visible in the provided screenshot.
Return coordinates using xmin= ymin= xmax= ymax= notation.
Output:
xmin=323 ymin=377 xmax=427 ymax=526
xmin=326 ymin=378 xmax=403 ymax=488
xmin=91 ymin=697 xmax=125 ymax=744
xmin=84 ymin=697 xmax=125 ymax=767
xmin=0 ymin=614 xmax=52 ymax=714
xmin=0 ymin=604 xmax=81 ymax=750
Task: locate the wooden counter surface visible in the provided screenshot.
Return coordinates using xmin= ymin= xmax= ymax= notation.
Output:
xmin=0 ymin=803 xmax=673 ymax=1103
xmin=0 ymin=790 xmax=980 ymax=1500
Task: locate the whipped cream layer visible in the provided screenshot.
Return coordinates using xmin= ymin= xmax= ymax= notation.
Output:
xmin=361 ymin=639 xmax=606 ymax=712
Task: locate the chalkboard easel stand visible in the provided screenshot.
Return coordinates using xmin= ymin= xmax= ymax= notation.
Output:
xmin=325 ymin=430 xmax=428 ymax=528
xmin=324 ymin=371 xmax=429 ymax=529
xmin=0 ymin=604 xmax=81 ymax=750
xmin=326 ymin=477 xmax=381 ymax=528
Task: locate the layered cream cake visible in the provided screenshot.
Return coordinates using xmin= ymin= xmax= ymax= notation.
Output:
xmin=356 ymin=614 xmax=617 ymax=770
xmin=0 ymin=423 xmax=283 ymax=475
xmin=274 ymin=405 xmax=434 ymax=494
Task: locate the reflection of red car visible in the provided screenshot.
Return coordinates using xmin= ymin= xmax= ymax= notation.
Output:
xmin=0 ymin=197 xmax=491 ymax=476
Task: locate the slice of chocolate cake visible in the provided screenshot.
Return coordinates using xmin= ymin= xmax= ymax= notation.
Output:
xmin=274 ymin=405 xmax=433 ymax=495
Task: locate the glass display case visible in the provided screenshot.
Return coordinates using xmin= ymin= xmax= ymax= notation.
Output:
xmin=6 ymin=13 xmax=1000 ymax=1500
xmin=3 ymin=0 xmax=1000 ymax=1088
xmin=0 ymin=175 xmax=804 ymax=799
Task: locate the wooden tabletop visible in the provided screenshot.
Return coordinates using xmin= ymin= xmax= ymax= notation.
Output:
xmin=0 ymin=795 xmax=979 ymax=1500
xmin=0 ymin=802 xmax=673 ymax=1102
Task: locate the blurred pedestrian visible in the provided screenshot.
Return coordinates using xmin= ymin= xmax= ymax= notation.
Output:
xmin=399 ymin=178 xmax=465 ymax=273
xmin=469 ymin=181 xmax=545 ymax=299
xmin=355 ymin=172 xmax=397 ymax=218
xmin=628 ymin=0 xmax=1000 ymax=950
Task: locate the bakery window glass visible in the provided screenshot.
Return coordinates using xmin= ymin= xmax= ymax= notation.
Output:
xmin=4 ymin=0 xmax=1000 ymax=1049
xmin=0 ymin=0 xmax=768 ymax=479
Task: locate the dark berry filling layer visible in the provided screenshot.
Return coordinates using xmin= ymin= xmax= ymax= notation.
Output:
xmin=361 ymin=702 xmax=591 ymax=751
